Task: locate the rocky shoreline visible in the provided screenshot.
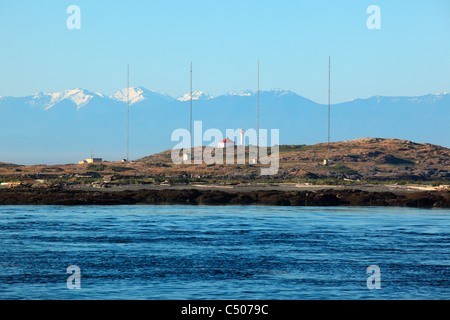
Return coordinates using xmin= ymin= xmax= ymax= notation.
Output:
xmin=0 ymin=187 xmax=449 ymax=208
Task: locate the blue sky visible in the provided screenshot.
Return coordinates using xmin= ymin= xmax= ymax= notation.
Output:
xmin=0 ymin=0 xmax=449 ymax=104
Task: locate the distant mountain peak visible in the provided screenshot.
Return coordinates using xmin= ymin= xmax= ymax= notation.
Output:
xmin=110 ymin=86 xmax=174 ymax=105
xmin=177 ymin=91 xmax=213 ymax=102
xmin=30 ymin=88 xmax=102 ymax=110
xmin=111 ymin=87 xmax=146 ymax=104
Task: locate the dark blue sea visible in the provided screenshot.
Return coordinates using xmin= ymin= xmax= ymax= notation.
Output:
xmin=0 ymin=205 xmax=449 ymax=300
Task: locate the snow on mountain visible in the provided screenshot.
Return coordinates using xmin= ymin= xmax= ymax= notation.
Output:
xmin=364 ymin=92 xmax=450 ymax=105
xmin=29 ymin=89 xmax=103 ymax=110
xmin=111 ymin=86 xmax=175 ymax=105
xmin=225 ymin=90 xmax=254 ymax=97
xmin=263 ymin=88 xmax=295 ymax=96
xmin=3 ymin=89 xmax=449 ymax=108
xmin=224 ymin=89 xmax=293 ymax=97
xmin=177 ymin=91 xmax=213 ymax=102
xmin=423 ymin=92 xmax=449 ymax=102
xmin=111 ymin=87 xmax=145 ymax=104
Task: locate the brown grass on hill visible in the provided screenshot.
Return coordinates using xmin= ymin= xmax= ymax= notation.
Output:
xmin=0 ymin=138 xmax=449 ymax=183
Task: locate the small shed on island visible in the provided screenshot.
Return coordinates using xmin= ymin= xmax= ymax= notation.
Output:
xmin=218 ymin=137 xmax=235 ymax=148
xmin=86 ymin=158 xmax=102 ymax=163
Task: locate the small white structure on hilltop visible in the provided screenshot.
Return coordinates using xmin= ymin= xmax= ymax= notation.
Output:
xmin=218 ymin=137 xmax=235 ymax=148
xmin=240 ymin=128 xmax=244 ymax=146
xmin=183 ymin=151 xmax=191 ymax=161
xmin=86 ymin=158 xmax=102 ymax=163
xmin=79 ymin=158 xmax=102 ymax=164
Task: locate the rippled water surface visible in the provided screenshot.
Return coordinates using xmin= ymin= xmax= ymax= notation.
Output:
xmin=0 ymin=205 xmax=449 ymax=299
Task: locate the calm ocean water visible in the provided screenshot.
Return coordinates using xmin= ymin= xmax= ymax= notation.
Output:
xmin=0 ymin=205 xmax=449 ymax=300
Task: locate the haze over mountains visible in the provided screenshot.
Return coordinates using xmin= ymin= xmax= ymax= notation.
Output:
xmin=0 ymin=88 xmax=448 ymax=165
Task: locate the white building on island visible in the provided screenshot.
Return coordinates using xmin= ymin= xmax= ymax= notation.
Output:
xmin=218 ymin=137 xmax=235 ymax=148
xmin=78 ymin=158 xmax=102 ymax=164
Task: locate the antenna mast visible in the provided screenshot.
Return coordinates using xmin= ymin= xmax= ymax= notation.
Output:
xmin=190 ymin=62 xmax=193 ymax=153
xmin=327 ymin=56 xmax=331 ymax=160
xmin=257 ymin=59 xmax=260 ymax=149
xmin=127 ymin=64 xmax=130 ymax=161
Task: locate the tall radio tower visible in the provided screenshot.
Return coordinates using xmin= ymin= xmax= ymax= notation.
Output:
xmin=327 ymin=56 xmax=331 ymax=160
xmin=190 ymin=62 xmax=193 ymax=153
xmin=257 ymin=59 xmax=260 ymax=149
xmin=127 ymin=64 xmax=130 ymax=161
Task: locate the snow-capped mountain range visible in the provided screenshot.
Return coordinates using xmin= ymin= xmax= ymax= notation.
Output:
xmin=18 ymin=87 xmax=259 ymax=108
xmin=0 ymin=87 xmax=448 ymax=164
xmin=4 ymin=87 xmax=449 ymax=108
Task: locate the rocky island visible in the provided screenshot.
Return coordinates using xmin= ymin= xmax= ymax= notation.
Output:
xmin=1 ymin=138 xmax=449 ymax=207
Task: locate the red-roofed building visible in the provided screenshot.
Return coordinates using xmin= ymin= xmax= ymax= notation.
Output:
xmin=218 ymin=137 xmax=235 ymax=148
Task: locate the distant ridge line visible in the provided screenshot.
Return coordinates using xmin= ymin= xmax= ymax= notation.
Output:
xmin=1 ymin=88 xmax=448 ymax=107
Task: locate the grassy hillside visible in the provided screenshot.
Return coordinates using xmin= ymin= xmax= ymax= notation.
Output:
xmin=134 ymin=138 xmax=450 ymax=183
xmin=1 ymin=138 xmax=449 ymax=185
